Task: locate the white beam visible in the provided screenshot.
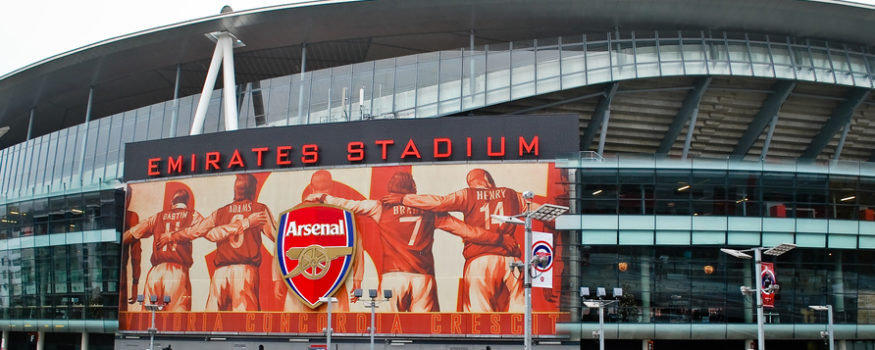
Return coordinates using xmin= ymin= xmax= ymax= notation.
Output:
xmin=221 ymin=34 xmax=239 ymax=131
xmin=190 ymin=37 xmax=226 ymax=135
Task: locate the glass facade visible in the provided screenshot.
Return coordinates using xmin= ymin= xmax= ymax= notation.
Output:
xmin=576 ymin=167 xmax=875 ymax=220
xmin=579 ymin=246 xmax=875 ymax=326
xmin=2 ymin=31 xmax=874 ymax=202
xmin=0 ymin=189 xmax=123 ymax=322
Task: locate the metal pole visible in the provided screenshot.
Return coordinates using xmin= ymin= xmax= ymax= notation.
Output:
xmin=755 ymin=248 xmax=765 ymax=350
xmin=168 ymin=64 xmax=181 ymax=137
xmin=326 ymin=300 xmax=333 ymax=350
xmin=297 ymin=43 xmax=307 ymax=123
xmin=77 ymin=86 xmax=94 ymax=184
xmin=370 ymin=299 xmax=376 ymax=350
xmin=598 ymin=305 xmax=605 ymax=350
xmin=149 ymin=305 xmax=156 ymax=350
xmin=827 ymin=305 xmax=835 ymax=350
xmin=524 ymin=209 xmax=533 ymax=350
xmin=26 ymin=108 xmax=34 ymax=141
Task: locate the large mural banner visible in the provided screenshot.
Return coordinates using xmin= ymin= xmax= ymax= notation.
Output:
xmin=119 ymin=162 xmax=569 ymax=336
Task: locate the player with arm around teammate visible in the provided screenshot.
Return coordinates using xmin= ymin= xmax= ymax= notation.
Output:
xmin=122 ymin=189 xmax=202 ymax=311
xmin=382 ymin=168 xmax=530 ymax=312
xmin=306 ymin=171 xmax=501 ymax=312
xmin=162 ymin=174 xmax=278 ymax=311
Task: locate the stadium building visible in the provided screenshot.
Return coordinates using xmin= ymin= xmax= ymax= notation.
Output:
xmin=1 ymin=1 xmax=875 ymax=350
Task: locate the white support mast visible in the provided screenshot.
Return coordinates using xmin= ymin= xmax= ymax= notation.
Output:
xmin=190 ymin=31 xmax=244 ymax=135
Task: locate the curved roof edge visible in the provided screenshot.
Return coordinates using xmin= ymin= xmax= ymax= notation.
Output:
xmin=1 ymin=0 xmax=874 ymax=147
xmin=0 ymin=0 xmax=357 ymax=82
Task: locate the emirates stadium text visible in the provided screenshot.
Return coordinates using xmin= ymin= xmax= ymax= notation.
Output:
xmin=145 ymin=136 xmax=539 ymax=177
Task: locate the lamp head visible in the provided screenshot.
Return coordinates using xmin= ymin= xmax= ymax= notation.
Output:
xmin=383 ymin=290 xmax=393 ymax=299
xmin=353 ymin=289 xmax=363 ymax=298
xmin=163 ymin=295 xmax=171 ymax=304
xmin=137 ymin=294 xmax=145 ymax=303
xmin=150 ymin=295 xmax=158 ymax=303
xmin=596 ymin=287 xmax=607 ymax=299
xmin=720 ymin=248 xmax=752 ymax=259
xmin=580 ymin=287 xmax=590 ymax=298
xmin=369 ymin=289 xmax=378 ymax=298
xmin=522 ymin=191 xmax=535 ymax=200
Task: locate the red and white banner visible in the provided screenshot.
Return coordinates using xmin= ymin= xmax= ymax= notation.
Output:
xmin=761 ymin=262 xmax=777 ymax=308
xmin=531 ymin=231 xmax=554 ymax=289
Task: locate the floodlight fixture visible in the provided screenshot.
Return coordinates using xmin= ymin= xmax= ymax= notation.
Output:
xmin=499 ymin=193 xmax=568 ymax=350
xmin=491 ymin=214 xmax=525 ymax=225
xmin=583 ymin=301 xmax=601 ymax=308
xmin=528 ymin=204 xmax=569 ymax=222
xmin=352 ymin=287 xmax=392 ymax=350
xmin=721 ymin=243 xmax=795 ymax=350
xmin=581 ymin=287 xmax=621 ymax=350
xmin=763 ymin=243 xmax=796 ymax=256
xmin=808 ymin=305 xmax=834 ymax=350
xmin=138 ymin=294 xmax=169 ymax=350
xmin=318 ymin=297 xmax=339 ymax=350
xmin=720 ymin=248 xmax=753 ymax=259
xmin=613 ymin=288 xmax=623 ymax=298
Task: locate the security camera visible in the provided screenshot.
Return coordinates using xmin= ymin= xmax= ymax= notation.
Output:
xmin=592 ymin=330 xmax=600 ymax=339
xmin=522 ymin=191 xmax=535 ymax=199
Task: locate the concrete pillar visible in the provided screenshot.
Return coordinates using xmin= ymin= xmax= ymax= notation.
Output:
xmin=36 ymin=331 xmax=45 ymax=350
xmin=1 ymin=330 xmax=7 ymax=350
xmin=640 ymin=259 xmax=651 ymax=322
xmin=833 ymin=251 xmax=845 ymax=314
xmin=81 ymin=332 xmax=88 ymax=350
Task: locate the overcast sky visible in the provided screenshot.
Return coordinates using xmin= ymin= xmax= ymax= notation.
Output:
xmin=0 ymin=0 xmax=298 ymax=76
xmin=1 ymin=0 xmax=874 ymax=77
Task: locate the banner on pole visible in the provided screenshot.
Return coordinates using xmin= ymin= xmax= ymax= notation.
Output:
xmin=761 ymin=262 xmax=777 ymax=308
xmin=532 ymin=231 xmax=554 ymax=288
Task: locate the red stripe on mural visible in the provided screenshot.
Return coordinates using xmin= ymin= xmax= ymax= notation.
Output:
xmin=119 ymin=312 xmax=567 ymax=335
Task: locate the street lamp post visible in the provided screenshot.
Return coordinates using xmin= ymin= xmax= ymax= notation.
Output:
xmin=319 ymin=297 xmax=339 ymax=350
xmin=137 ymin=294 xmax=170 ymax=350
xmin=720 ymin=243 xmax=795 ymax=350
xmin=809 ymin=305 xmax=834 ymax=350
xmin=581 ymin=287 xmax=622 ymax=350
xmin=492 ymin=193 xmax=569 ymax=350
xmin=354 ymin=288 xmax=392 ymax=350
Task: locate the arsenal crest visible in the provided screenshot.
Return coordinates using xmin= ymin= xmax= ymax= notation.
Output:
xmin=276 ymin=204 xmax=357 ymax=308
